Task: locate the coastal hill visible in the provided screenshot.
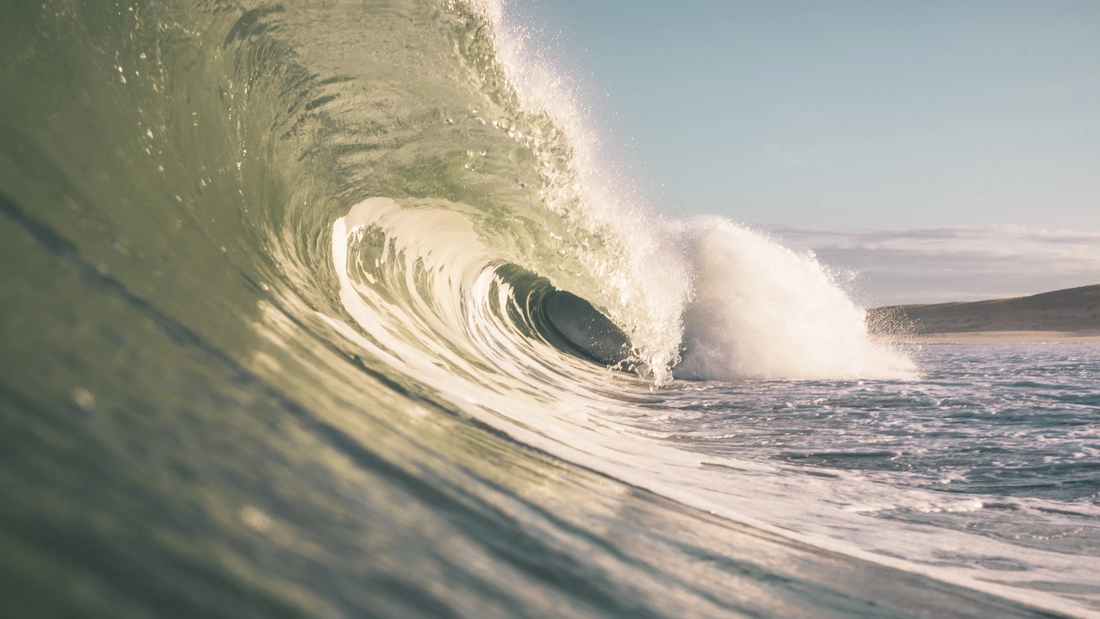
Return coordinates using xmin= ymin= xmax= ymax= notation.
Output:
xmin=868 ymin=284 xmax=1100 ymax=340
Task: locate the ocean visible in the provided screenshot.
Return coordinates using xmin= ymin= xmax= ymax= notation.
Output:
xmin=1 ymin=1 xmax=1097 ymax=617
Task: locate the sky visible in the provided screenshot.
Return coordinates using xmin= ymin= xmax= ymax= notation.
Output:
xmin=513 ymin=0 xmax=1100 ymax=303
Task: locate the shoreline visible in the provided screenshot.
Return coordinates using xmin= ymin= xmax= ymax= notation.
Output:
xmin=878 ymin=330 xmax=1100 ymax=344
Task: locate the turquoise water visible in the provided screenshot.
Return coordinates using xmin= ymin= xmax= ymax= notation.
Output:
xmin=1 ymin=1 xmax=1096 ymax=616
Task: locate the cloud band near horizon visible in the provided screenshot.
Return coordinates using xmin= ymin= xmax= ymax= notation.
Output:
xmin=767 ymin=225 xmax=1100 ymax=307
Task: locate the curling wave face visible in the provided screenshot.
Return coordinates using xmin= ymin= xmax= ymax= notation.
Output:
xmin=12 ymin=0 xmax=1097 ymax=617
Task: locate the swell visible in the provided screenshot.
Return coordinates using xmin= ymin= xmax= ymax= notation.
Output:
xmin=1 ymin=1 xmax=1093 ymax=616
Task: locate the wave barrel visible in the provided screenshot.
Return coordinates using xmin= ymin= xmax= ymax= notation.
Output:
xmin=541 ymin=290 xmax=633 ymax=368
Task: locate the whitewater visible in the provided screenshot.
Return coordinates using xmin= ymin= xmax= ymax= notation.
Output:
xmin=1 ymin=0 xmax=1098 ymax=617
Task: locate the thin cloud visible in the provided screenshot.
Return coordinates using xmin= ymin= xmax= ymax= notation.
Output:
xmin=765 ymin=225 xmax=1100 ymax=306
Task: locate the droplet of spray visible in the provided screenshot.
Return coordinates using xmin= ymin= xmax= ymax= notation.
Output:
xmin=72 ymin=387 xmax=95 ymax=411
xmin=239 ymin=505 xmax=271 ymax=532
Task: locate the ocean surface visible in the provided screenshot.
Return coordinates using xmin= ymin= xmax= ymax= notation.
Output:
xmin=1 ymin=1 xmax=1098 ymax=617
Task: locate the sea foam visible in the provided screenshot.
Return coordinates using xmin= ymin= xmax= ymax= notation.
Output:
xmin=674 ymin=218 xmax=917 ymax=381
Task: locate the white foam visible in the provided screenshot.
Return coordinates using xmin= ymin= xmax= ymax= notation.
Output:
xmin=675 ymin=218 xmax=917 ymax=381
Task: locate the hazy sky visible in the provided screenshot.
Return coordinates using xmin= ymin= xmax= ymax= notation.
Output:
xmin=513 ymin=0 xmax=1100 ymax=302
xmin=519 ymin=0 xmax=1099 ymax=229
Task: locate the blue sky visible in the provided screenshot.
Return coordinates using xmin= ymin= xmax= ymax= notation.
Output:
xmin=512 ymin=0 xmax=1100 ymax=302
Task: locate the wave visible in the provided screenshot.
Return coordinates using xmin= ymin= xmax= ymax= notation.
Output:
xmin=9 ymin=0 xmax=1093 ymax=616
xmin=295 ymin=0 xmax=915 ymax=386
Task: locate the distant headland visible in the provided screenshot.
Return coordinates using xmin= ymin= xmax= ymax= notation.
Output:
xmin=868 ymin=284 xmax=1100 ymax=343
